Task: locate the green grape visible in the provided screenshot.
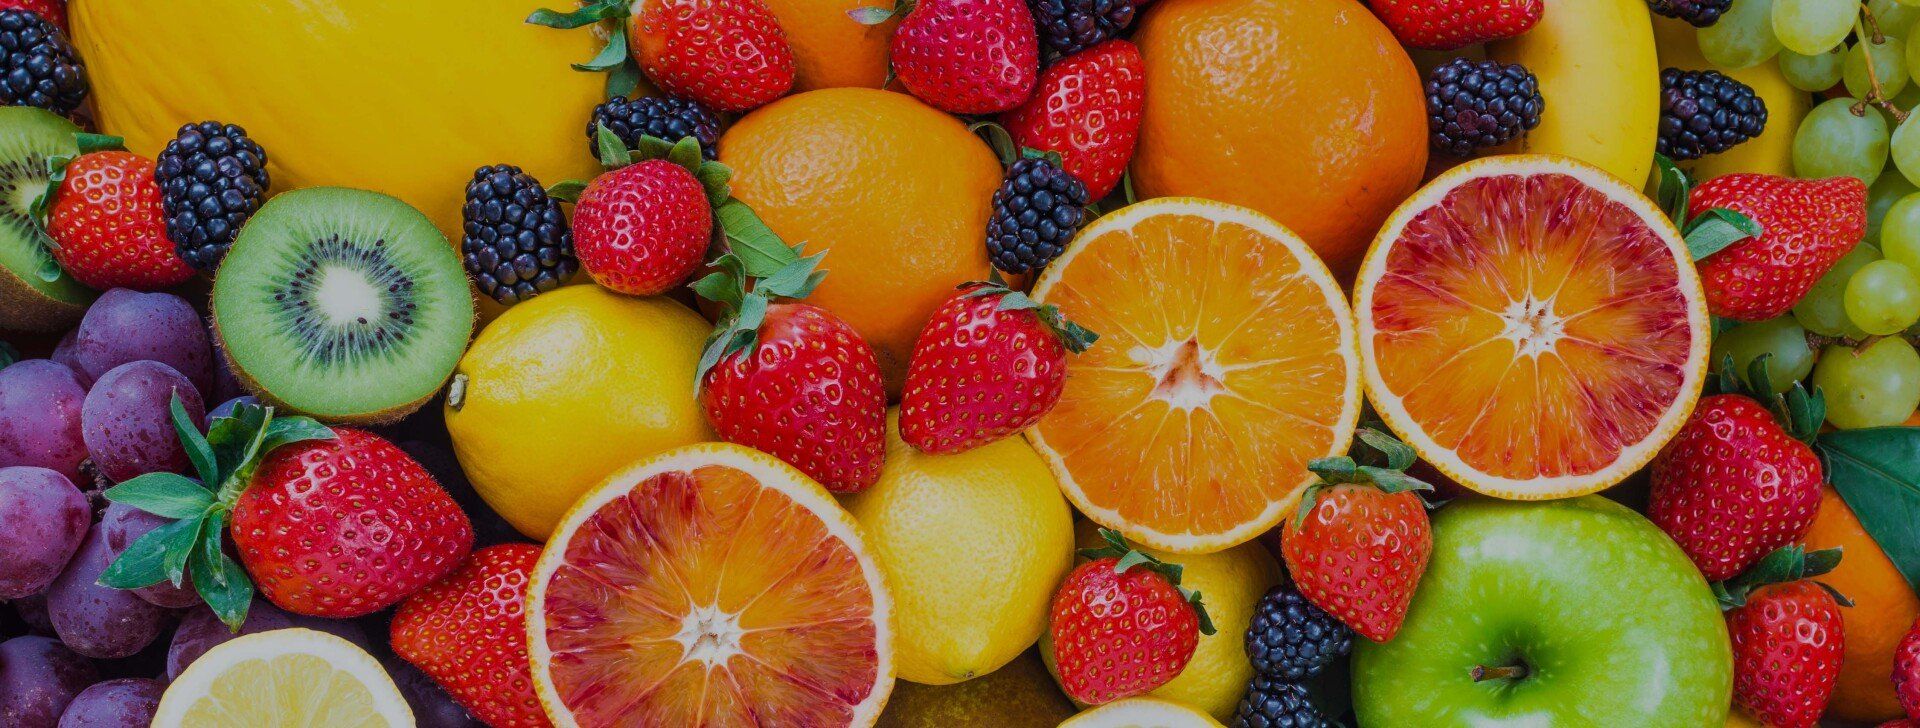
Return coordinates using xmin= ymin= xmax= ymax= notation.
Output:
xmin=1812 ymin=337 xmax=1920 ymax=428
xmin=1795 ymin=245 xmax=1882 ymax=336
xmin=1868 ymin=165 xmax=1919 ymax=243
xmin=1710 ymin=317 xmax=1817 ymax=391
xmin=1846 ymin=259 xmax=1920 ymax=333
xmin=1794 ymin=97 xmax=1891 ymax=185
xmin=1849 ymin=36 xmax=1911 ymax=98
xmin=1702 ymin=0 xmax=1785 ymax=69
xmin=1782 ymin=46 xmax=1848 ymax=91
xmin=1878 ymin=0 xmax=1920 ymax=37
xmin=1892 ymin=112 xmax=1920 ymax=186
xmin=1882 ymin=192 xmax=1920 ymax=268
xmin=1774 ymin=0 xmax=1862 ymax=55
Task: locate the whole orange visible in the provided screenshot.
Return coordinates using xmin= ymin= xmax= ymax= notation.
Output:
xmin=1129 ymin=0 xmax=1427 ymax=278
xmin=760 ymin=0 xmax=894 ymax=90
xmin=1801 ymin=486 xmax=1920 ymax=723
xmin=719 ymin=88 xmax=1000 ymax=391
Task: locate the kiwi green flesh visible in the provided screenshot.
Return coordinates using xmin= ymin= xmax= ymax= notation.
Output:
xmin=213 ymin=187 xmax=474 ymax=422
xmin=0 ymin=107 xmax=93 ymax=331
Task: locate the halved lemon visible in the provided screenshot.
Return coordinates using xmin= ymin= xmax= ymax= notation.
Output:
xmin=1030 ymin=198 xmax=1361 ymax=554
xmin=152 ymin=628 xmax=412 ymax=727
xmin=1353 ymin=154 xmax=1709 ymax=499
xmin=1059 ymin=697 xmax=1226 ymax=727
xmin=527 ymin=443 xmax=894 ymax=727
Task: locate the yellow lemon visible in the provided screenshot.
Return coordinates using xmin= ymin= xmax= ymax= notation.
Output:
xmin=1060 ymin=697 xmax=1226 ymax=727
xmin=445 ymin=286 xmax=714 ymax=540
xmin=877 ymin=650 xmax=1078 ymax=727
xmin=841 ymin=413 xmax=1075 ymax=685
xmin=153 ymin=628 xmax=412 ymax=727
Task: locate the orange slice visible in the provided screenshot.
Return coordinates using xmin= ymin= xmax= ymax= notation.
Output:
xmin=1029 ymin=198 xmax=1361 ymax=554
xmin=1354 ymin=155 xmax=1709 ymax=500
xmin=526 ymin=443 xmax=894 ymax=727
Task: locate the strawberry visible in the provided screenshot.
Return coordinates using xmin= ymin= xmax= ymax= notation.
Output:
xmin=1279 ymin=430 xmax=1434 ymax=642
xmin=1648 ymin=394 xmax=1823 ymax=582
xmin=391 ymin=544 xmax=551 ymax=728
xmin=1896 ymin=618 xmax=1920 ymax=720
xmin=998 ymin=39 xmax=1144 ymax=200
xmin=44 ymin=149 xmax=195 ymax=291
xmin=1881 ymin=721 xmax=1920 ymax=728
xmin=1688 ymin=173 xmax=1868 ymax=321
xmin=569 ymin=129 xmax=732 ymax=296
xmin=868 ymin=0 xmax=1039 ymax=114
xmin=1048 ymin=528 xmax=1215 ymax=705
xmin=1367 ymin=0 xmax=1543 ymax=50
xmin=0 ymin=0 xmax=63 ymax=31
xmin=529 ymin=0 xmax=793 ymax=113
xmin=1723 ymin=547 xmax=1849 ymax=728
xmin=899 ymin=280 xmax=1096 ymax=454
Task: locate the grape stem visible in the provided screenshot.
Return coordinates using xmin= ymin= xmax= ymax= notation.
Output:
xmin=1855 ymin=11 xmax=1910 ymax=122
xmin=1806 ymin=331 xmax=1916 ymax=353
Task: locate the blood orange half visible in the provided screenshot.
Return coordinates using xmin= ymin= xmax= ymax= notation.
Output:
xmin=526 ymin=443 xmax=894 ymax=727
xmin=1029 ymin=198 xmax=1361 ymax=554
xmin=1354 ymin=155 xmax=1709 ymax=500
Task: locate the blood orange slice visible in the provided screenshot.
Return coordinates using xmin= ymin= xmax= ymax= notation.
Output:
xmin=526 ymin=443 xmax=894 ymax=727
xmin=1354 ymin=155 xmax=1709 ymax=500
xmin=1029 ymin=198 xmax=1361 ymax=554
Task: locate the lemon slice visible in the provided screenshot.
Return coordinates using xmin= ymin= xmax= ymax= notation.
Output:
xmin=1060 ymin=697 xmax=1227 ymax=727
xmin=153 ymin=628 xmax=412 ymax=727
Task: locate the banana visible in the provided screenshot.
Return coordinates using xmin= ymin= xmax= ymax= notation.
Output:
xmin=1651 ymin=16 xmax=1809 ymax=179
xmin=1487 ymin=0 xmax=1662 ymax=187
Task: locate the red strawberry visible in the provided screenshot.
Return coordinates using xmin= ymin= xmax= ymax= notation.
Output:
xmin=0 ymin=0 xmax=63 ymax=31
xmin=572 ymin=159 xmax=712 ymax=296
xmin=1280 ymin=433 xmax=1434 ymax=642
xmin=899 ymin=281 xmax=1096 ymax=453
xmin=1691 ymin=174 xmax=1868 ymax=321
xmin=1881 ymin=721 xmax=1920 ymax=728
xmin=45 ymin=151 xmax=195 ymax=291
xmin=1648 ymin=394 xmax=1823 ymax=582
xmin=1728 ymin=578 xmax=1846 ymax=728
xmin=999 ymin=40 xmax=1144 ymax=200
xmin=1048 ymin=528 xmax=1214 ymax=705
xmin=232 ymin=427 xmax=474 ymax=618
xmin=1368 ymin=0 xmax=1543 ymax=50
xmin=1896 ymin=618 xmax=1920 ymax=719
xmin=391 ymin=544 xmax=551 ymax=728
xmin=629 ymin=0 xmax=794 ymax=112
xmin=884 ymin=0 xmax=1039 ymax=114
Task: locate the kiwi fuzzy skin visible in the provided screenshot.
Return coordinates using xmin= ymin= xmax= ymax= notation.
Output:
xmin=0 ymin=263 xmax=88 ymax=332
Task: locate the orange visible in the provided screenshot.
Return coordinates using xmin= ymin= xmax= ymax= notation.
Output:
xmin=1028 ymin=198 xmax=1361 ymax=554
xmin=1354 ymin=155 xmax=1710 ymax=500
xmin=1129 ymin=0 xmax=1427 ymax=278
xmin=720 ymin=88 xmax=1001 ymax=391
xmin=527 ymin=443 xmax=894 ymax=726
xmin=1802 ymin=486 xmax=1920 ymax=723
xmin=761 ymin=0 xmax=895 ymax=90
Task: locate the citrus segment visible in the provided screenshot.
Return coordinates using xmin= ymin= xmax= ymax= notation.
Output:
xmin=1030 ymin=198 xmax=1361 ymax=554
xmin=1355 ymin=155 xmax=1709 ymax=499
xmin=152 ymin=628 xmax=413 ymax=727
xmin=529 ymin=443 xmax=893 ymax=727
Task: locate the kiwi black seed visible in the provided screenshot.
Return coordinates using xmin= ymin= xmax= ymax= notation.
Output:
xmin=0 ymin=106 xmax=93 ymax=332
xmin=211 ymin=187 xmax=474 ymax=424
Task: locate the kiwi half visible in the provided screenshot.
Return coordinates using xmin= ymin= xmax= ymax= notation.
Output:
xmin=212 ymin=187 xmax=474 ymax=424
xmin=0 ymin=107 xmax=94 ymax=332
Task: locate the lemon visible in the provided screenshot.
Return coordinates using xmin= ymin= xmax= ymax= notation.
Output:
xmin=445 ymin=286 xmax=714 ymax=540
xmin=877 ymin=650 xmax=1077 ymax=727
xmin=153 ymin=628 xmax=412 ymax=727
xmin=1059 ymin=697 xmax=1226 ymax=727
xmin=840 ymin=413 xmax=1075 ymax=685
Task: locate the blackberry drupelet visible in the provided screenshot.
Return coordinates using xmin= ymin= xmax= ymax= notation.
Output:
xmin=1245 ymin=583 xmax=1354 ymax=681
xmin=1658 ymin=68 xmax=1767 ymax=161
xmin=461 ymin=165 xmax=578 ymax=306
xmin=0 ymin=9 xmax=83 ymax=116
xmin=1029 ymin=0 xmax=1136 ymax=57
xmin=1231 ymin=675 xmax=1327 ymax=728
xmin=156 ymin=122 xmax=271 ymax=270
xmin=986 ymin=156 xmax=1089 ymax=274
xmin=586 ymin=96 xmax=722 ymax=161
xmin=1425 ymin=58 xmax=1543 ymax=157
xmin=1648 ymin=0 xmax=1733 ymax=28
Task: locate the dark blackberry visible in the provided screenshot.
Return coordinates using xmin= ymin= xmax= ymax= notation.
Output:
xmin=1029 ymin=0 xmax=1136 ymax=57
xmin=1231 ymin=675 xmax=1327 ymax=728
xmin=586 ymin=96 xmax=721 ymax=161
xmin=460 ymin=165 xmax=578 ymax=306
xmin=1658 ymin=68 xmax=1767 ymax=161
xmin=986 ymin=157 xmax=1088 ymax=274
xmin=1648 ymin=0 xmax=1733 ymax=28
xmin=155 ymin=122 xmax=271 ymax=270
xmin=1245 ymin=583 xmax=1353 ymax=681
xmin=1425 ymin=58 xmax=1543 ymax=157
xmin=0 ymin=9 xmax=83 ymax=116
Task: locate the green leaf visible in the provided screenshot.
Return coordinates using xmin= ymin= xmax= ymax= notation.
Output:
xmin=259 ymin=416 xmax=334 ymax=455
xmin=1651 ymin=153 xmax=1692 ymax=224
xmin=74 ymin=133 xmax=124 ymax=154
xmin=692 ymin=254 xmax=748 ymax=310
xmin=1122 ymin=171 xmax=1136 ymax=206
xmin=969 ymin=120 xmax=1020 ymax=167
xmin=1683 ymin=208 xmax=1763 ymax=262
xmin=595 ymin=123 xmax=632 ymax=169
xmin=0 ymin=340 xmax=16 ymax=368
xmin=1801 ymin=547 xmax=1844 ymax=579
xmin=1355 ymin=428 xmax=1416 ymax=471
xmin=33 ymin=244 xmax=61 ymax=283
xmin=526 ymin=0 xmax=630 ymax=28
xmin=172 ymin=393 xmax=218 ymax=487
xmin=206 ymin=402 xmax=269 ymax=486
xmin=572 ymin=25 xmax=630 ymax=72
xmin=1306 ymin=456 xmax=1357 ymax=484
xmin=1020 ymin=146 xmax=1065 ymax=167
xmin=845 ymin=5 xmax=895 ymax=23
xmin=1180 ymin=587 xmax=1217 ymax=636
xmin=667 ymin=136 xmax=704 ymax=175
xmin=1784 ymin=383 xmax=1824 ymax=444
xmin=97 ymin=515 xmax=202 ymax=589
xmin=606 ymin=57 xmax=643 ymax=99
xmin=103 ymin=473 xmax=214 ymax=519
xmin=631 ymin=135 xmax=675 ymax=161
xmin=1358 ymin=466 xmax=1433 ymax=494
xmin=216 ymin=407 xmax=279 ymax=503
xmin=546 ymin=179 xmax=587 ymax=202
xmin=1113 ymin=550 xmax=1153 ymax=574
xmin=715 ymin=200 xmax=797 ymax=277
xmin=695 ymin=161 xmax=733 ymax=207
xmin=1821 ymin=427 xmax=1920 ymax=591
xmin=1291 ymin=482 xmax=1329 ymax=531
xmin=1034 ymin=304 xmax=1098 ymax=353
xmin=1743 ymin=354 xmax=1775 ymax=403
xmin=758 ymin=250 xmax=827 ymax=301
xmin=190 ymin=514 xmax=254 ymax=632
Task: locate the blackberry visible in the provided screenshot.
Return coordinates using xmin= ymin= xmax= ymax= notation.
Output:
xmin=1231 ymin=675 xmax=1326 ymax=728
xmin=155 ymin=122 xmax=271 ymax=270
xmin=586 ymin=96 xmax=721 ymax=161
xmin=0 ymin=9 xmax=83 ymax=116
xmin=1658 ymin=68 xmax=1767 ymax=161
xmin=460 ymin=165 xmax=578 ymax=306
xmin=986 ymin=157 xmax=1088 ymax=274
xmin=1648 ymin=0 xmax=1733 ymax=28
xmin=1425 ymin=58 xmax=1543 ymax=157
xmin=1029 ymin=0 xmax=1136 ymax=57
xmin=1244 ymin=583 xmax=1353 ymax=681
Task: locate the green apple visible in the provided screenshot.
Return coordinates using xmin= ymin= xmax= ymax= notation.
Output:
xmin=1352 ymin=496 xmax=1732 ymax=727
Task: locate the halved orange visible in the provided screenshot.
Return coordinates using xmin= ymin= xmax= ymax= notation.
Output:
xmin=526 ymin=443 xmax=894 ymax=727
xmin=1029 ymin=198 xmax=1361 ymax=554
xmin=1353 ymin=155 xmax=1709 ymax=500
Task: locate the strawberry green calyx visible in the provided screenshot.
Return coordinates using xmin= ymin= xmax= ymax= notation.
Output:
xmin=527 ymin=0 xmax=644 ymax=98
xmin=30 ymin=132 xmax=126 ymax=230
xmin=690 ymin=206 xmax=826 ymax=387
xmin=1651 ymin=153 xmax=1764 ymax=262
xmin=1713 ymin=545 xmax=1850 ymax=610
xmin=1078 ymin=527 xmax=1217 ymax=635
xmin=846 ymin=0 xmax=912 ymax=25
xmin=582 ymin=124 xmax=734 ymax=207
xmin=95 ymin=394 xmax=333 ymax=630
xmin=961 ymin=277 xmax=1099 ymax=352
xmin=1293 ymin=428 xmax=1433 ymax=529
xmin=1714 ymin=353 xmax=1826 ymax=445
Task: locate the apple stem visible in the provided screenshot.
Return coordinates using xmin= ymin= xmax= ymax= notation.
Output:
xmin=1470 ymin=663 xmax=1529 ymax=682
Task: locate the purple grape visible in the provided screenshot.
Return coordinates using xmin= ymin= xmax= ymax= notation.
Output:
xmin=388 ymin=658 xmax=484 ymax=727
xmin=166 ymin=598 xmax=371 ymax=679
xmin=70 ymin=289 xmax=212 ymax=398
xmin=97 ymin=503 xmax=199 ymax=608
xmin=12 ymin=594 xmax=52 ymax=635
xmin=79 ymin=361 xmax=205 ymax=484
xmin=206 ymin=395 xmax=259 ymax=422
xmin=0 ymin=636 xmax=97 ymax=728
xmin=0 ymin=361 xmax=89 ymax=482
xmin=54 ymin=678 xmax=160 ymax=728
xmin=0 ymin=467 xmax=89 ymax=600
xmin=47 ymin=331 xmax=86 ymax=388
xmin=208 ymin=336 xmax=245 ymax=404
xmin=45 ymin=528 xmax=169 ymax=659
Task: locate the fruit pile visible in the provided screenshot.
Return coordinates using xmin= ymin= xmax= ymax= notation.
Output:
xmin=3 ymin=0 xmax=1920 ymax=726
